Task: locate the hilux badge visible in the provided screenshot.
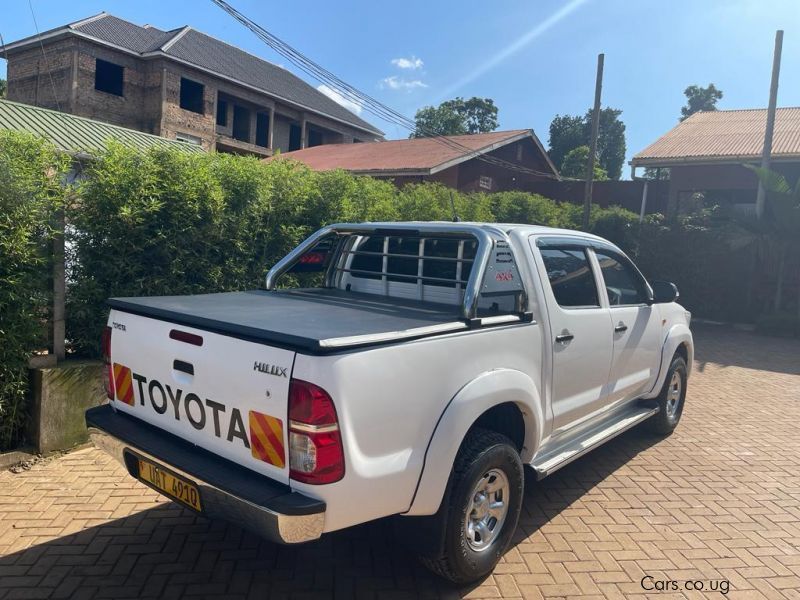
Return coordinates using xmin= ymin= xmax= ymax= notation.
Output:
xmin=253 ymin=361 xmax=287 ymax=378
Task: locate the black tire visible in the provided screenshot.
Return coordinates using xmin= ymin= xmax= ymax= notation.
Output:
xmin=419 ymin=428 xmax=523 ymax=584
xmin=646 ymin=355 xmax=687 ymax=435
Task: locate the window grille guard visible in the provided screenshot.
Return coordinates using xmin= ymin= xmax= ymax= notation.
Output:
xmin=266 ymin=223 xmax=524 ymax=321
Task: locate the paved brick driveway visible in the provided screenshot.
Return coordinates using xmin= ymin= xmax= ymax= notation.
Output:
xmin=1 ymin=326 xmax=799 ymax=599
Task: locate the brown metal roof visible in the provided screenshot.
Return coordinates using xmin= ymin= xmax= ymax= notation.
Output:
xmin=267 ymin=130 xmax=559 ymax=177
xmin=631 ymin=107 xmax=800 ymax=167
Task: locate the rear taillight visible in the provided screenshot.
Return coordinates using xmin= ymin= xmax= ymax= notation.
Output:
xmin=102 ymin=326 xmax=114 ymax=400
xmin=288 ymin=379 xmax=344 ymax=484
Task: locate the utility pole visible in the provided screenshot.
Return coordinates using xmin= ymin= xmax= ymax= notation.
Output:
xmin=756 ymin=30 xmax=783 ymax=220
xmin=583 ymin=53 xmax=604 ymax=230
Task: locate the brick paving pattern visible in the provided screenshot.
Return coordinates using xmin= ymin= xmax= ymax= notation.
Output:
xmin=1 ymin=326 xmax=799 ymax=599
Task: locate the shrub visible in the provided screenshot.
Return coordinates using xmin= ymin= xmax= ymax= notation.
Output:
xmin=0 ymin=132 xmax=68 ymax=449
xmin=588 ymin=205 xmax=642 ymax=255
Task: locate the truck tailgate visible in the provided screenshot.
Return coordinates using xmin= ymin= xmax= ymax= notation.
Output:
xmin=107 ymin=309 xmax=293 ymax=483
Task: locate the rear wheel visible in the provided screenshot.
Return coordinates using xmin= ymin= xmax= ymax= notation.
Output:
xmin=419 ymin=428 xmax=523 ymax=584
xmin=646 ymin=355 xmax=687 ymax=435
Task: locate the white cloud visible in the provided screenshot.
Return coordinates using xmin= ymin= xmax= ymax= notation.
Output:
xmin=380 ymin=76 xmax=428 ymax=91
xmin=391 ymin=56 xmax=424 ymax=70
xmin=316 ymin=84 xmax=363 ymax=115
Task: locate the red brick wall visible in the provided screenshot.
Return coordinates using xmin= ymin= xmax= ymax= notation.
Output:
xmin=6 ymin=39 xmax=75 ymax=111
xmin=7 ymin=39 xmax=162 ymax=134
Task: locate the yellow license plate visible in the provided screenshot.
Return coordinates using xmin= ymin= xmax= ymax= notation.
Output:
xmin=137 ymin=458 xmax=202 ymax=512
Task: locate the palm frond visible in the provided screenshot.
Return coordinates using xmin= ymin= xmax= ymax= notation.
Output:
xmin=744 ymin=164 xmax=792 ymax=194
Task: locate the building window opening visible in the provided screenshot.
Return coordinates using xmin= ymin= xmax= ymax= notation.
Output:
xmin=180 ymin=78 xmax=204 ymax=114
xmin=232 ymin=105 xmax=251 ymax=142
xmin=95 ymin=59 xmax=124 ymax=96
xmin=289 ymin=124 xmax=302 ymax=151
xmin=255 ymin=112 xmax=269 ymax=147
xmin=216 ymin=98 xmax=228 ymax=126
xmin=308 ymin=128 xmax=323 ymax=148
xmin=175 ymin=132 xmax=202 ymax=146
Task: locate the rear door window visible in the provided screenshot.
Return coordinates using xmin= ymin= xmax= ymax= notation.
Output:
xmin=539 ymin=247 xmax=600 ymax=308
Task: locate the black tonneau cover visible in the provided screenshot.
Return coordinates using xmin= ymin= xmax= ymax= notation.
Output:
xmin=108 ymin=288 xmax=467 ymax=353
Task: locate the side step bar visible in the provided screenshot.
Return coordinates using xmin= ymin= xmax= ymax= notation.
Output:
xmin=531 ymin=404 xmax=659 ymax=479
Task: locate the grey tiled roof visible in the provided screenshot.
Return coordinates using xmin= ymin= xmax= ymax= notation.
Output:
xmin=76 ymin=15 xmax=177 ymax=54
xmin=61 ymin=13 xmax=381 ymax=135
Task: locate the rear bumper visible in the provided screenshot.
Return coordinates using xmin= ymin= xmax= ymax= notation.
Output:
xmin=85 ymin=404 xmax=325 ymax=544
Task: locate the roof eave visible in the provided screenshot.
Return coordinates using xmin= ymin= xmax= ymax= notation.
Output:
xmin=429 ymin=130 xmax=559 ymax=179
xmin=631 ymin=153 xmax=800 ymax=168
xmin=349 ymin=168 xmax=431 ymax=177
xmin=1 ymin=28 xmax=74 ymax=55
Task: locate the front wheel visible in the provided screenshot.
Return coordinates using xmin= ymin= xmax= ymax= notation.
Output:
xmin=419 ymin=428 xmax=523 ymax=584
xmin=646 ymin=355 xmax=687 ymax=435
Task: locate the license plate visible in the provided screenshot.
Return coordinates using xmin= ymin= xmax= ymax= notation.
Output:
xmin=137 ymin=458 xmax=202 ymax=512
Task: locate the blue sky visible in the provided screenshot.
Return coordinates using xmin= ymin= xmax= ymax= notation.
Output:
xmin=2 ymin=0 xmax=799 ymax=177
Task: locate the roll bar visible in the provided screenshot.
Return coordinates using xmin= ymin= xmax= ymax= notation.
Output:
xmin=265 ymin=222 xmax=524 ymax=321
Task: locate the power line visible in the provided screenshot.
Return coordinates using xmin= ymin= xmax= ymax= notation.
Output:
xmin=209 ymin=0 xmax=557 ymax=180
xmin=27 ymin=0 xmax=61 ymax=111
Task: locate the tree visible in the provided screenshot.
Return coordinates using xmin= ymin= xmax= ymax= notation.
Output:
xmin=548 ymin=108 xmax=626 ymax=180
xmin=0 ymin=79 xmax=6 ymax=99
xmin=680 ymin=84 xmax=723 ymax=121
xmin=737 ymin=166 xmax=800 ymax=316
xmin=547 ymin=115 xmax=584 ymax=174
xmin=560 ymin=145 xmax=608 ymax=180
xmin=410 ymin=97 xmax=498 ymax=138
xmin=643 ymin=167 xmax=670 ymax=180
xmin=583 ymin=107 xmax=626 ymax=180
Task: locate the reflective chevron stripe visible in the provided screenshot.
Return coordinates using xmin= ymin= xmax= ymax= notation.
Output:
xmin=113 ymin=363 xmax=135 ymax=406
xmin=248 ymin=410 xmax=285 ymax=468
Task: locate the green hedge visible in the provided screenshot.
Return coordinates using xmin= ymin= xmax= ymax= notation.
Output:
xmin=0 ymin=132 xmax=68 ymax=449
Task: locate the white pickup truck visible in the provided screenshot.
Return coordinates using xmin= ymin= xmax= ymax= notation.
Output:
xmin=86 ymin=222 xmax=692 ymax=583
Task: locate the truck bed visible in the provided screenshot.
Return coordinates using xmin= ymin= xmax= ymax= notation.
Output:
xmin=108 ymin=288 xmax=468 ymax=353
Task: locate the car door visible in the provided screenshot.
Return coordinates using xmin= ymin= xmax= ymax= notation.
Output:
xmin=592 ymin=247 xmax=661 ymax=405
xmin=533 ymin=238 xmax=613 ymax=434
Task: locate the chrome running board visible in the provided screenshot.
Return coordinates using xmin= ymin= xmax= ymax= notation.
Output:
xmin=531 ymin=404 xmax=659 ymax=479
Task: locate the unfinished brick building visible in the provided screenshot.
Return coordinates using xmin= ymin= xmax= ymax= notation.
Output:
xmin=1 ymin=13 xmax=383 ymax=156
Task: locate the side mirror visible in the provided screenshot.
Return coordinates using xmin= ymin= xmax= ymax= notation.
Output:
xmin=651 ymin=280 xmax=679 ymax=304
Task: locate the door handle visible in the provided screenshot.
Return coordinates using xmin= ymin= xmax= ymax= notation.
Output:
xmin=173 ymin=359 xmax=194 ymax=375
xmin=555 ymin=333 xmax=574 ymax=343
xmin=614 ymin=323 xmax=628 ymax=333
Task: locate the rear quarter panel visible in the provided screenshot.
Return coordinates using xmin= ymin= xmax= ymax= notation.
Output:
xmin=290 ymin=322 xmax=543 ymax=533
